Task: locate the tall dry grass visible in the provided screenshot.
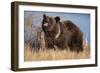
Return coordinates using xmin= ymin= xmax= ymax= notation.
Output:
xmin=24 ymin=43 xmax=90 ymax=61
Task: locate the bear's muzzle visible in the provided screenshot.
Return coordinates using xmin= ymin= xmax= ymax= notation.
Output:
xmin=43 ymin=23 xmax=48 ymax=27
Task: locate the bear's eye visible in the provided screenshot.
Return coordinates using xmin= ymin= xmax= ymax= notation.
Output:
xmin=49 ymin=18 xmax=56 ymax=24
xmin=43 ymin=19 xmax=48 ymax=24
xmin=49 ymin=18 xmax=52 ymax=21
xmin=43 ymin=18 xmax=50 ymax=23
xmin=49 ymin=18 xmax=53 ymax=23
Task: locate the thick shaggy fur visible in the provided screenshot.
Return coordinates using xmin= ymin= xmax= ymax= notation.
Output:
xmin=42 ymin=14 xmax=83 ymax=52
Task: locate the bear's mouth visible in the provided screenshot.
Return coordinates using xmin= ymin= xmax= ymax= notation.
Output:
xmin=43 ymin=23 xmax=48 ymax=27
xmin=42 ymin=23 xmax=49 ymax=32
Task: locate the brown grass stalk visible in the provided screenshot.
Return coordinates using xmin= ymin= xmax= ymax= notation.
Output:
xmin=24 ymin=43 xmax=90 ymax=61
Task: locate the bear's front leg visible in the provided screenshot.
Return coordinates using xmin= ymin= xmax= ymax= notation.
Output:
xmin=45 ymin=37 xmax=54 ymax=49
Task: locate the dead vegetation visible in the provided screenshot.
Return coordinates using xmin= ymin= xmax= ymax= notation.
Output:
xmin=24 ymin=43 xmax=90 ymax=61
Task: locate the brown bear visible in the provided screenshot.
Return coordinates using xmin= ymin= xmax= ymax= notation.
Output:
xmin=42 ymin=14 xmax=83 ymax=52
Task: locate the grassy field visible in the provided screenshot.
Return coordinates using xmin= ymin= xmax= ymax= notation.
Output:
xmin=24 ymin=43 xmax=90 ymax=61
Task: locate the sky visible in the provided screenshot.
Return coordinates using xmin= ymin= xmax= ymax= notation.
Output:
xmin=24 ymin=11 xmax=90 ymax=45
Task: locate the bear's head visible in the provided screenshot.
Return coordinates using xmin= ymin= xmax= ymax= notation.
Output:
xmin=42 ymin=14 xmax=60 ymax=32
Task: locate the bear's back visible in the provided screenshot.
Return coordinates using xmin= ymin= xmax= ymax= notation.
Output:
xmin=63 ymin=20 xmax=81 ymax=32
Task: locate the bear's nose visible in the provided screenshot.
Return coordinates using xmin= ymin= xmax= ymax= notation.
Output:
xmin=43 ymin=23 xmax=48 ymax=27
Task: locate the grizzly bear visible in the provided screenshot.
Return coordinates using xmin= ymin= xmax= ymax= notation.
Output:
xmin=42 ymin=14 xmax=83 ymax=52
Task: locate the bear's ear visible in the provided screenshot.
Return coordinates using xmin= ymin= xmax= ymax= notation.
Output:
xmin=55 ymin=16 xmax=60 ymax=23
xmin=43 ymin=14 xmax=46 ymax=19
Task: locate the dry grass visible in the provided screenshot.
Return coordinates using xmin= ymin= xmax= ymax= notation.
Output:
xmin=24 ymin=43 xmax=90 ymax=61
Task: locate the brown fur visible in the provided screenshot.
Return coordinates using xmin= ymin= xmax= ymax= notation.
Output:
xmin=42 ymin=14 xmax=83 ymax=52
